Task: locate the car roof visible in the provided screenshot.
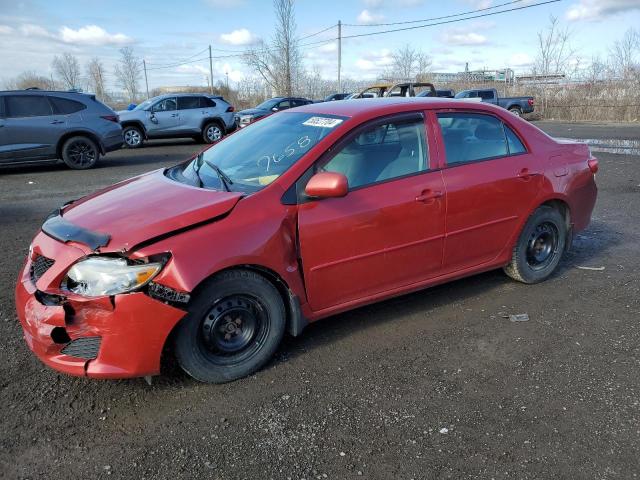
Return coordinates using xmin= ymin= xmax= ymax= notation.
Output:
xmin=288 ymin=97 xmax=510 ymax=120
xmin=0 ymin=89 xmax=93 ymax=96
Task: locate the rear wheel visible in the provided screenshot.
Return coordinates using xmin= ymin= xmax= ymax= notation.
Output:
xmin=203 ymin=122 xmax=224 ymax=144
xmin=509 ymin=107 xmax=522 ymax=117
xmin=123 ymin=125 xmax=144 ymax=148
xmin=174 ymin=270 xmax=286 ymax=383
xmin=61 ymin=136 xmax=99 ymax=169
xmin=504 ymin=206 xmax=566 ymax=284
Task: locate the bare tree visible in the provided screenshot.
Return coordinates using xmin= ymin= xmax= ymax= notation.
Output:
xmin=86 ymin=57 xmax=107 ymax=100
xmin=4 ymin=71 xmax=58 ymax=90
xmin=391 ymin=45 xmax=419 ymax=80
xmin=52 ymin=53 xmax=81 ymax=90
xmin=244 ymin=0 xmax=301 ymax=97
xmin=114 ymin=46 xmax=141 ymax=103
xmin=609 ymin=28 xmax=639 ymax=79
xmin=534 ymin=16 xmax=577 ymax=77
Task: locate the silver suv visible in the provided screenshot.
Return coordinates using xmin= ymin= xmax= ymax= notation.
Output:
xmin=118 ymin=94 xmax=236 ymax=148
xmin=0 ymin=90 xmax=123 ymax=169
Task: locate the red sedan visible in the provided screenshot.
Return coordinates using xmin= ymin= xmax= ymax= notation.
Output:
xmin=15 ymin=98 xmax=598 ymax=383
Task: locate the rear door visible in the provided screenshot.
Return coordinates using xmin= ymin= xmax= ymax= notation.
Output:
xmin=297 ymin=112 xmax=446 ymax=312
xmin=0 ymin=94 xmax=66 ymax=163
xmin=176 ymin=96 xmax=203 ymax=133
xmin=147 ymin=97 xmax=178 ymax=136
xmin=435 ymin=111 xmax=542 ymax=272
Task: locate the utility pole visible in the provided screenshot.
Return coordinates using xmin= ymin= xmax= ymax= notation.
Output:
xmin=209 ymin=45 xmax=214 ymax=94
xmin=143 ymin=59 xmax=150 ymax=99
xmin=337 ymin=20 xmax=342 ymax=93
xmin=225 ymin=71 xmax=229 ymax=91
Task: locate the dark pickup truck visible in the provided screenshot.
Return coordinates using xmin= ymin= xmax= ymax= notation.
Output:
xmin=454 ymin=88 xmax=534 ymax=116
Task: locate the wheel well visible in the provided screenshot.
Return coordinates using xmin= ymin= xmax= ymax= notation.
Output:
xmin=121 ymin=121 xmax=147 ymax=137
xmin=160 ymin=265 xmax=306 ymax=370
xmin=56 ymin=131 xmax=103 ymax=158
xmin=508 ymin=105 xmax=522 ymax=111
xmin=541 ymin=199 xmax=572 ymax=249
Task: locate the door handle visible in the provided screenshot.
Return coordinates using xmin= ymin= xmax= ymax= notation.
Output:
xmin=415 ymin=190 xmax=443 ymax=203
xmin=517 ymin=168 xmax=541 ymax=180
xmin=50 ymin=120 xmax=64 ymax=125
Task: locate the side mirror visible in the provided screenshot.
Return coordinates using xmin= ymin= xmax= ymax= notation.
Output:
xmin=149 ymin=113 xmax=158 ymax=124
xmin=305 ymin=172 xmax=348 ymax=199
xmin=271 ymin=107 xmax=279 ymax=112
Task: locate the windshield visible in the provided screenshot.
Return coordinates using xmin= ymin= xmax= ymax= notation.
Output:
xmin=133 ymin=99 xmax=154 ymax=110
xmin=177 ymin=112 xmax=347 ymax=192
xmin=255 ymin=99 xmax=281 ymax=110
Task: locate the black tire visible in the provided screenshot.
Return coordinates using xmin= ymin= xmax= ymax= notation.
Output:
xmin=61 ymin=136 xmax=99 ymax=169
xmin=509 ymin=107 xmax=522 ymax=117
xmin=174 ymin=270 xmax=286 ymax=383
xmin=202 ymin=121 xmax=224 ymax=144
xmin=123 ymin=125 xmax=144 ymax=148
xmin=504 ymin=206 xmax=566 ymax=284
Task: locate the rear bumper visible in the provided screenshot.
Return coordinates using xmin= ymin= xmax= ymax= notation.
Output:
xmin=102 ymin=131 xmax=124 ymax=153
xmin=15 ymin=237 xmax=186 ymax=379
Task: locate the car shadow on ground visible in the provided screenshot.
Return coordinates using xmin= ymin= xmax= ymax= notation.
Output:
xmin=159 ymin=219 xmax=622 ymax=386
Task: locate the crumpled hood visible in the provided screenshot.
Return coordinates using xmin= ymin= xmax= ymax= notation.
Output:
xmin=60 ymin=169 xmax=243 ymax=252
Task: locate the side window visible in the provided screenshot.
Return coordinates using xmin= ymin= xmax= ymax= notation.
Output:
xmin=437 ymin=113 xmax=508 ymax=165
xmin=0 ymin=97 xmax=5 ymax=117
xmin=152 ymin=98 xmax=177 ymax=112
xmin=49 ymin=97 xmax=86 ymax=114
xmin=200 ymin=97 xmax=216 ymax=108
xmin=6 ymin=95 xmax=52 ymax=118
xmin=177 ymin=96 xmax=201 ymax=110
xmin=505 ymin=125 xmax=527 ymax=154
xmin=323 ymin=117 xmax=428 ymax=189
xmin=278 ymin=100 xmax=291 ymax=110
xmin=478 ymin=90 xmax=494 ymax=100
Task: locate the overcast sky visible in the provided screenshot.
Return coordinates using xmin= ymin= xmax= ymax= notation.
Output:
xmin=0 ymin=0 xmax=638 ymax=92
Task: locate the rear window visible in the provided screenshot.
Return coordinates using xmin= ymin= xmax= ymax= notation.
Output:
xmin=201 ymin=97 xmax=217 ymax=108
xmin=5 ymin=95 xmax=52 ymax=118
xmin=49 ymin=96 xmax=86 ymax=114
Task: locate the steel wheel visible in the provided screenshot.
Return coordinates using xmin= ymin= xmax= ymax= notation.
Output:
xmin=198 ymin=294 xmax=270 ymax=366
xmin=123 ymin=127 xmax=142 ymax=148
xmin=526 ymin=222 xmax=559 ymax=270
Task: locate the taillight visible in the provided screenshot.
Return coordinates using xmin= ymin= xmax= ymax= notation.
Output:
xmin=528 ymin=98 xmax=534 ymax=106
xmin=226 ymin=106 xmax=235 ymax=113
xmin=588 ymin=158 xmax=599 ymax=174
xmin=101 ymin=115 xmax=119 ymax=123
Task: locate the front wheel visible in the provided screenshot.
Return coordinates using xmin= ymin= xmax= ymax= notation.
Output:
xmin=203 ymin=122 xmax=224 ymax=144
xmin=174 ymin=270 xmax=286 ymax=383
xmin=504 ymin=206 xmax=566 ymax=284
xmin=123 ymin=126 xmax=144 ymax=148
xmin=61 ymin=136 xmax=99 ymax=169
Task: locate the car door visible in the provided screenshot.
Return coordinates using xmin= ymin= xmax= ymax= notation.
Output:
xmin=297 ymin=112 xmax=446 ymax=312
xmin=0 ymin=94 xmax=67 ymax=163
xmin=435 ymin=111 xmax=542 ymax=273
xmin=176 ymin=96 xmax=203 ymax=133
xmin=147 ymin=97 xmax=178 ymax=136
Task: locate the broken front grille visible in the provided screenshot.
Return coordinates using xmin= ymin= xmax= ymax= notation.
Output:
xmin=61 ymin=337 xmax=102 ymax=359
xmin=30 ymin=254 xmax=55 ymax=283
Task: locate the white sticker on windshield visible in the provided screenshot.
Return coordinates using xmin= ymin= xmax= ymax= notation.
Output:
xmin=303 ymin=117 xmax=343 ymax=128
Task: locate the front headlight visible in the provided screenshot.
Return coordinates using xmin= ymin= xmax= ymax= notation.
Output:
xmin=64 ymin=257 xmax=162 ymax=297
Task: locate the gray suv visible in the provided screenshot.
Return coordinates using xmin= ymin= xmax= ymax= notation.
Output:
xmin=118 ymin=93 xmax=236 ymax=148
xmin=0 ymin=90 xmax=123 ymax=169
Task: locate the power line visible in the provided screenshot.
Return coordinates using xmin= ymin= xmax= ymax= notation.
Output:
xmin=339 ymin=0 xmax=562 ymax=40
xmin=299 ymin=23 xmax=337 ymax=40
xmin=342 ymin=0 xmax=526 ymax=27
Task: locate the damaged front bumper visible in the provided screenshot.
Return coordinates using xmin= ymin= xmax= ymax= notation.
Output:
xmin=15 ymin=232 xmax=187 ymax=379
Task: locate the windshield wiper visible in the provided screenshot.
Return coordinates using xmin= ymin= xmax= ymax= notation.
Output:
xmin=204 ymin=159 xmax=233 ymax=192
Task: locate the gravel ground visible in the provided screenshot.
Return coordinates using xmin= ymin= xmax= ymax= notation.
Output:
xmin=0 ymin=124 xmax=638 ymax=479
